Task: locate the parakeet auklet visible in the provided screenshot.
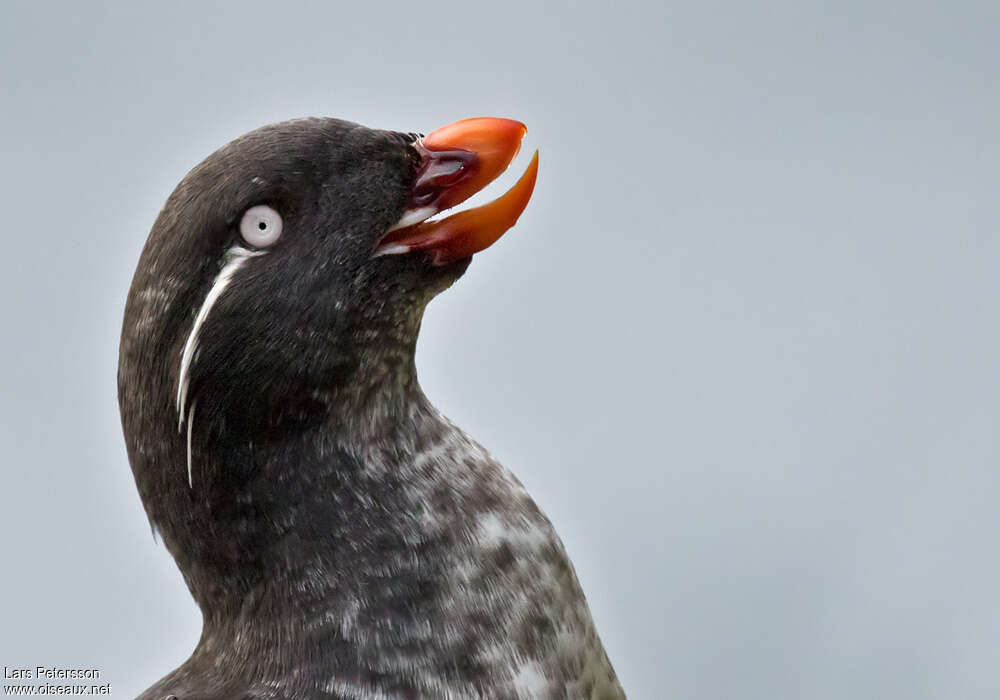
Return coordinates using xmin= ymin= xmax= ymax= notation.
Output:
xmin=118 ymin=117 xmax=624 ymax=699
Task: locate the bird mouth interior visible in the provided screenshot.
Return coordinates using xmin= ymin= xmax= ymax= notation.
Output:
xmin=375 ymin=117 xmax=539 ymax=266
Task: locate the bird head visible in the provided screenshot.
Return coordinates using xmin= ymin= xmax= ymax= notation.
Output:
xmin=117 ymin=117 xmax=537 ymax=588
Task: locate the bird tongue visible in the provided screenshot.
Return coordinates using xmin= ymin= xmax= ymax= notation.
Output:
xmin=376 ymin=117 xmax=539 ymax=265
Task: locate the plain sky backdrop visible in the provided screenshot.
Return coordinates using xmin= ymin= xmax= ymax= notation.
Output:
xmin=2 ymin=1 xmax=999 ymax=698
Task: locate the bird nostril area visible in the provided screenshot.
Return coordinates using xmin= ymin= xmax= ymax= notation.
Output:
xmin=410 ymin=150 xmax=478 ymax=209
xmin=423 ymin=158 xmax=466 ymax=184
xmin=409 ymin=160 xmax=464 ymax=208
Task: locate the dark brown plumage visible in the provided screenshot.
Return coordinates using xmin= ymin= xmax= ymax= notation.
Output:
xmin=119 ymin=117 xmax=623 ymax=699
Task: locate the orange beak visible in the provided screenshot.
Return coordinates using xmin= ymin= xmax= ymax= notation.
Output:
xmin=376 ymin=117 xmax=539 ymax=266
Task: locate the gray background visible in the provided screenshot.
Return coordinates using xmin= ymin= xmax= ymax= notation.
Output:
xmin=1 ymin=1 xmax=998 ymax=698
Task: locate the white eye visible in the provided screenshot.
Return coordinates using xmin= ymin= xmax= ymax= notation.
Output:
xmin=239 ymin=205 xmax=283 ymax=248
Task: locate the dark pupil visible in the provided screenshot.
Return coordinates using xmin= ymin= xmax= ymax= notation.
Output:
xmin=258 ymin=221 xmax=267 ymax=230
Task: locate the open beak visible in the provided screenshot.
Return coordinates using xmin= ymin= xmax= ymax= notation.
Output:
xmin=375 ymin=117 xmax=539 ymax=266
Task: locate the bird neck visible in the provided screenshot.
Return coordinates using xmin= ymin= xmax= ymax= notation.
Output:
xmin=166 ymin=360 xmax=432 ymax=607
xmin=173 ymin=381 xmax=509 ymax=681
xmin=122 ymin=338 xmax=580 ymax=692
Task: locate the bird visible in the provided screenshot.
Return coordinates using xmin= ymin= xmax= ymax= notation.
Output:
xmin=118 ymin=116 xmax=625 ymax=699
